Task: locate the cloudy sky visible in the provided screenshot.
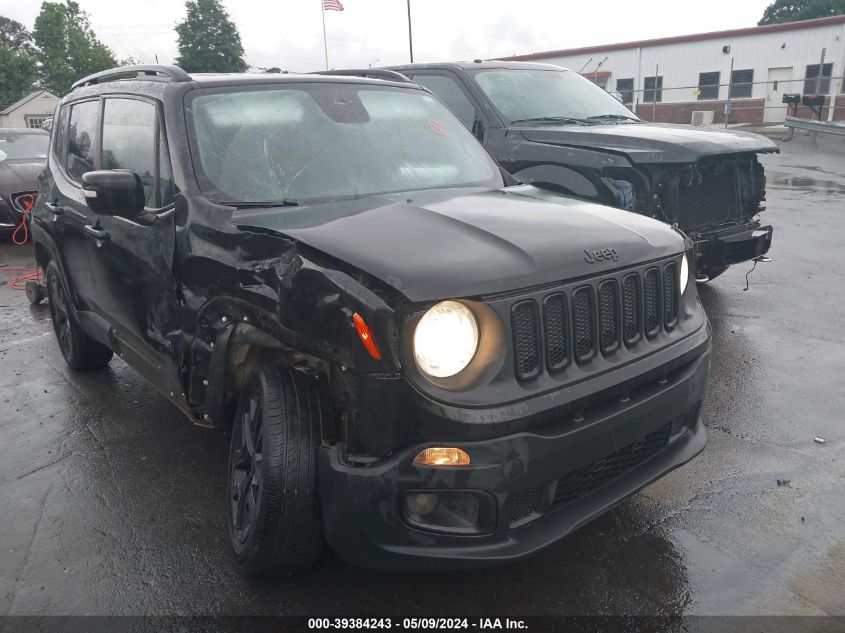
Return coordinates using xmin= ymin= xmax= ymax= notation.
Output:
xmin=0 ymin=0 xmax=771 ymax=72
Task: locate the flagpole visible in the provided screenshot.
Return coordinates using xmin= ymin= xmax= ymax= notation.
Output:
xmin=406 ymin=0 xmax=414 ymax=63
xmin=320 ymin=1 xmax=329 ymax=70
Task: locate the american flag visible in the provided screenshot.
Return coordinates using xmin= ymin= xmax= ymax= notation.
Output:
xmin=323 ymin=0 xmax=344 ymax=11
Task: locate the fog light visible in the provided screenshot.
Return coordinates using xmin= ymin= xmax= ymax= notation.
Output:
xmin=401 ymin=490 xmax=496 ymax=535
xmin=413 ymin=447 xmax=471 ymax=466
xmin=414 ymin=493 xmax=439 ymax=515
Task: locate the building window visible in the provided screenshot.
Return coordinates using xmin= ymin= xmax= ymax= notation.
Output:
xmin=616 ymin=78 xmax=634 ymax=104
xmin=643 ymin=76 xmax=663 ymax=103
xmin=587 ymin=75 xmax=608 ymax=90
xmin=25 ymin=115 xmax=50 ymax=129
xmin=729 ymin=69 xmax=754 ymax=99
xmin=804 ymin=63 xmax=833 ymax=95
xmin=697 ymin=72 xmax=720 ymax=100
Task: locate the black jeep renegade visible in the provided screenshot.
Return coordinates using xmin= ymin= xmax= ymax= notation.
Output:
xmin=32 ymin=65 xmax=710 ymax=574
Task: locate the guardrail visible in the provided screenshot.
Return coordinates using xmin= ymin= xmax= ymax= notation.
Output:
xmin=784 ymin=115 xmax=845 ymax=142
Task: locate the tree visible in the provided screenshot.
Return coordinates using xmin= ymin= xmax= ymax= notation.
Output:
xmin=759 ymin=0 xmax=845 ymax=25
xmin=33 ymin=1 xmax=116 ymax=96
xmin=175 ymin=0 xmax=248 ymax=73
xmin=0 ymin=18 xmax=37 ymax=110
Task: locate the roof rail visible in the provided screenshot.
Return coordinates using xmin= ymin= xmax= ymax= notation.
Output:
xmin=71 ymin=65 xmax=192 ymax=91
xmin=312 ymin=69 xmax=412 ymax=83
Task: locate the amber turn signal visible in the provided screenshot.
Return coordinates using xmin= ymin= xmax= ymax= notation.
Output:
xmin=413 ymin=447 xmax=471 ymax=466
xmin=352 ymin=312 xmax=381 ymax=360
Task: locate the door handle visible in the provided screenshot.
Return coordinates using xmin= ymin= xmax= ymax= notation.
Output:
xmin=44 ymin=201 xmax=65 ymax=216
xmin=83 ymin=224 xmax=110 ymax=242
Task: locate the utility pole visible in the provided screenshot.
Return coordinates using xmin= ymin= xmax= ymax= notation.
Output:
xmin=407 ymin=0 xmax=414 ymax=63
xmin=321 ymin=1 xmax=329 ymax=70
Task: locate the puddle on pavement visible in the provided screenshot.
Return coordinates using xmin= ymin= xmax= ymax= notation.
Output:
xmin=768 ymin=174 xmax=845 ymax=194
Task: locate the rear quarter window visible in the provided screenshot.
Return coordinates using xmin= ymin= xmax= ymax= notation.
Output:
xmin=66 ymin=100 xmax=100 ymax=182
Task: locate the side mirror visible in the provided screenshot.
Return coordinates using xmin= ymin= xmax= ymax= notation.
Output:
xmin=609 ymin=91 xmax=625 ymax=103
xmin=81 ymin=170 xmax=145 ymax=217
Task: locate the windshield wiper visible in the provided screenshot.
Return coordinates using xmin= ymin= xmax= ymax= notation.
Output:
xmin=586 ymin=114 xmax=642 ymax=123
xmin=219 ymin=199 xmax=301 ymax=208
xmin=510 ymin=116 xmax=593 ymax=125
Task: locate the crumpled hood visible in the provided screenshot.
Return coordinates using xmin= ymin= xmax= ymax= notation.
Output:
xmin=233 ymin=186 xmax=684 ymax=303
xmin=0 ymin=160 xmax=44 ymax=199
xmin=517 ymin=122 xmax=779 ymax=164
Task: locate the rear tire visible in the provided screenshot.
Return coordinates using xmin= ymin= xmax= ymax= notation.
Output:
xmin=227 ymin=365 xmax=325 ymax=576
xmin=45 ymin=261 xmax=113 ymax=370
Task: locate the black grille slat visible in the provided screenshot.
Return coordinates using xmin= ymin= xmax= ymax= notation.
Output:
xmin=511 ymin=300 xmax=541 ymax=380
xmin=664 ymin=264 xmax=678 ymax=328
xmin=509 ymin=259 xmax=681 ymax=381
xmin=542 ymin=293 xmax=569 ymax=371
xmin=597 ymin=280 xmax=619 ymax=354
xmin=572 ymin=287 xmax=595 ymax=363
xmin=508 ymin=488 xmax=542 ymax=525
xmin=552 ymin=423 xmax=672 ymax=508
xmin=621 ymin=274 xmax=641 ymax=346
xmin=644 ymin=268 xmax=660 ymax=338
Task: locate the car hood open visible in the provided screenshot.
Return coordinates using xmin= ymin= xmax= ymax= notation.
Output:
xmin=233 ymin=186 xmax=684 ymax=303
xmin=516 ymin=122 xmax=779 ymax=164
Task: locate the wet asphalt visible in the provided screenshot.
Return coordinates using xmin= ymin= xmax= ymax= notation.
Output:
xmin=0 ymin=134 xmax=843 ymax=618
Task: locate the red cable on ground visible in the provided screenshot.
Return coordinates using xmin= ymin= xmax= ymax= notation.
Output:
xmin=0 ymin=266 xmax=41 ymax=290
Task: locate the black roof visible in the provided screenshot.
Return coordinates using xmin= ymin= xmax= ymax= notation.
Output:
xmin=64 ymin=64 xmax=422 ymax=103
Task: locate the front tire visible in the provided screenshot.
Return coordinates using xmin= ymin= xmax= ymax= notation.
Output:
xmin=45 ymin=261 xmax=113 ymax=370
xmin=227 ymin=365 xmax=325 ymax=576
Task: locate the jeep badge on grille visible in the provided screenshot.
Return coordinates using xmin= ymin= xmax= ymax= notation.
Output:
xmin=584 ymin=248 xmax=619 ymax=264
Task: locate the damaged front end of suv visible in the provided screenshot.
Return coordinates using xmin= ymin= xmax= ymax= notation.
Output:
xmin=386 ymin=61 xmax=778 ymax=280
xmin=509 ymin=119 xmax=777 ymax=279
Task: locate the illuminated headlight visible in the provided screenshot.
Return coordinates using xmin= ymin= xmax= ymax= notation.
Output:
xmin=413 ymin=301 xmax=479 ymax=378
xmin=680 ymin=253 xmax=690 ymax=295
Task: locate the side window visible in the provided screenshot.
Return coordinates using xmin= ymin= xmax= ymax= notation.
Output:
xmin=412 ymin=74 xmax=478 ymax=130
xmin=102 ymin=98 xmax=157 ymax=206
xmin=53 ymin=105 xmax=70 ymax=163
xmin=66 ymin=100 xmax=99 ymax=181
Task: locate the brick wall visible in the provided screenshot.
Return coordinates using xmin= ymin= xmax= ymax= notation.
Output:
xmin=632 ymin=98 xmax=845 ymax=124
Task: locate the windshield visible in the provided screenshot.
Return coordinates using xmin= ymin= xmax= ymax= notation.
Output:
xmin=187 ymin=83 xmax=502 ymax=204
xmin=471 ymin=68 xmax=639 ymax=124
xmin=0 ymin=133 xmax=49 ymax=161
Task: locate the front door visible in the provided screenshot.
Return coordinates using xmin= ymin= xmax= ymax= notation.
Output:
xmin=764 ymin=67 xmax=793 ymax=123
xmin=89 ymin=96 xmax=182 ymax=401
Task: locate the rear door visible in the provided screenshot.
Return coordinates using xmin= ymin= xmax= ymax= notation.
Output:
xmin=46 ymin=99 xmax=106 ymax=325
xmin=90 ymin=95 xmax=182 ymax=399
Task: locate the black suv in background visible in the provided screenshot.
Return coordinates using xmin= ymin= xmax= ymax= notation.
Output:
xmin=33 ymin=65 xmax=710 ymax=574
xmin=385 ymin=61 xmax=777 ymax=280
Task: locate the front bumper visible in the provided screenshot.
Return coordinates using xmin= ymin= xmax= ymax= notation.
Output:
xmin=319 ymin=326 xmax=711 ymax=570
xmin=693 ymin=223 xmax=773 ymax=272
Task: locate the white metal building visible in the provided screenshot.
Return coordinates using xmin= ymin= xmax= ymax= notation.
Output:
xmin=0 ymin=90 xmax=59 ymax=129
xmin=502 ymin=15 xmax=845 ymax=125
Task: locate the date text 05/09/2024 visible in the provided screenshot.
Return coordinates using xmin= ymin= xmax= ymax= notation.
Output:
xmin=307 ymin=618 xmax=528 ymax=630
